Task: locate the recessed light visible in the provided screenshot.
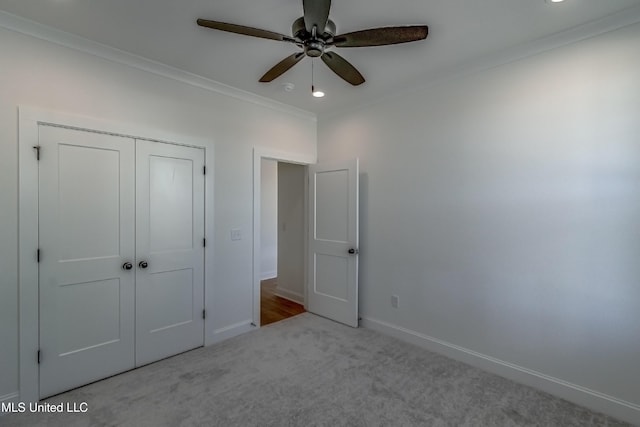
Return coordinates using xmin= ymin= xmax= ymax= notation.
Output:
xmin=312 ymin=89 xmax=325 ymax=98
xmin=546 ymin=0 xmax=565 ymax=3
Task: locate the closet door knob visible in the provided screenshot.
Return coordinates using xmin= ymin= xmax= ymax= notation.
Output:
xmin=138 ymin=261 xmax=148 ymax=269
xmin=122 ymin=262 xmax=133 ymax=270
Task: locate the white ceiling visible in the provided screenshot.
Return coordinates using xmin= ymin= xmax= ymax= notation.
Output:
xmin=1 ymin=0 xmax=639 ymax=116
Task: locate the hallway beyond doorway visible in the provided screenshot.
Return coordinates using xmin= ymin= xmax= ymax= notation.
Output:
xmin=260 ymin=278 xmax=305 ymax=326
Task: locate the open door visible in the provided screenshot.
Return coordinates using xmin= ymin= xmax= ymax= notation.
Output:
xmin=308 ymin=159 xmax=359 ymax=327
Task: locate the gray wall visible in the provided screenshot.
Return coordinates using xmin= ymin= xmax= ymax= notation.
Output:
xmin=318 ymin=22 xmax=640 ymax=421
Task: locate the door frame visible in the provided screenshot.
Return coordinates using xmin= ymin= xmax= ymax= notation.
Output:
xmin=252 ymin=147 xmax=316 ymax=326
xmin=18 ymin=106 xmax=214 ymax=402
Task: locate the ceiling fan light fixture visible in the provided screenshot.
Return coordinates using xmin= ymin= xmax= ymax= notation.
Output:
xmin=312 ymin=86 xmax=325 ymax=98
xmin=311 ymin=61 xmax=324 ymax=98
xmin=311 ymin=58 xmax=324 ymax=98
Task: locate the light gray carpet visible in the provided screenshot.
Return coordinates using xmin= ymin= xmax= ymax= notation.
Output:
xmin=2 ymin=313 xmax=632 ymax=427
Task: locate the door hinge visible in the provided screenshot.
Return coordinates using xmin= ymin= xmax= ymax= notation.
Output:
xmin=37 ymin=350 xmax=41 ymax=364
xmin=33 ymin=145 xmax=41 ymax=161
xmin=202 ymin=309 xmax=206 ymax=320
xmin=37 ymin=249 xmax=41 ymax=263
xmin=203 ymin=165 xmax=206 ymax=175
xmin=203 ymin=238 xmax=206 ymax=248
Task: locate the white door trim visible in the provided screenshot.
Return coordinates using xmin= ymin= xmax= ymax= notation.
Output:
xmin=18 ymin=106 xmax=215 ymax=402
xmin=252 ymin=147 xmax=316 ymax=327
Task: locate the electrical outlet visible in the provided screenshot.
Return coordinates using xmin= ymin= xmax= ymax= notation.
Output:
xmin=391 ymin=295 xmax=399 ymax=308
xmin=230 ymin=228 xmax=242 ymax=241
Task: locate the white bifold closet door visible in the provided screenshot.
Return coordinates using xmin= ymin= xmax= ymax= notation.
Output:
xmin=38 ymin=125 xmax=204 ymax=399
xmin=38 ymin=126 xmax=137 ymax=398
xmin=135 ymin=140 xmax=205 ymax=366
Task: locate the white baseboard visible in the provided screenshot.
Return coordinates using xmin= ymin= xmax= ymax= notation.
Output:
xmin=209 ymin=320 xmax=255 ymax=345
xmin=260 ymin=271 xmax=277 ymax=281
xmin=0 ymin=392 xmax=19 ymax=403
xmin=361 ymin=316 xmax=640 ymax=425
xmin=274 ymin=288 xmax=304 ymax=305
xmin=0 ymin=392 xmax=20 ymax=417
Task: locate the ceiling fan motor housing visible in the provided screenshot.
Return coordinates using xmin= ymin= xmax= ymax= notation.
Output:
xmin=305 ymin=40 xmax=324 ymax=57
xmin=292 ymin=17 xmax=336 ymax=57
xmin=292 ymin=16 xmax=336 ymax=40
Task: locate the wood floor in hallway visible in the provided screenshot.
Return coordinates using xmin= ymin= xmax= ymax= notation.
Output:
xmin=260 ymin=278 xmax=305 ymax=326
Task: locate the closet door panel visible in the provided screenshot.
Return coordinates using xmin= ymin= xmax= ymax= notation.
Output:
xmin=38 ymin=125 xmax=135 ymax=398
xmin=135 ymin=140 xmax=205 ymax=366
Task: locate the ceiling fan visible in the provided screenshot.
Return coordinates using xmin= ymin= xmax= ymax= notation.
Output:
xmin=197 ymin=0 xmax=428 ymax=86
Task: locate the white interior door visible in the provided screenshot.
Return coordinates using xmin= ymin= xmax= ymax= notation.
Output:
xmin=308 ymin=159 xmax=359 ymax=327
xmin=135 ymin=140 xmax=205 ymax=366
xmin=38 ymin=125 xmax=136 ymax=398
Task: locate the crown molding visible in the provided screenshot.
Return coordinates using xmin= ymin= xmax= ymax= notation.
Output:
xmin=0 ymin=10 xmax=316 ymax=122
xmin=319 ymin=3 xmax=640 ymax=121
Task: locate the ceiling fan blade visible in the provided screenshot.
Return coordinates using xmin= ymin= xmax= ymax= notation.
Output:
xmin=197 ymin=19 xmax=297 ymax=43
xmin=331 ymin=26 xmax=428 ymax=47
xmin=321 ymin=52 xmax=365 ymax=86
xmin=303 ymin=0 xmax=331 ymax=34
xmin=259 ymin=52 xmax=306 ymax=82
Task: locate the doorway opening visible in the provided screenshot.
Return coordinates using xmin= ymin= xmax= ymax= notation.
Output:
xmin=259 ymin=159 xmax=307 ymax=326
xmin=253 ymin=149 xmax=359 ymax=328
xmin=252 ymin=147 xmax=315 ymax=327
